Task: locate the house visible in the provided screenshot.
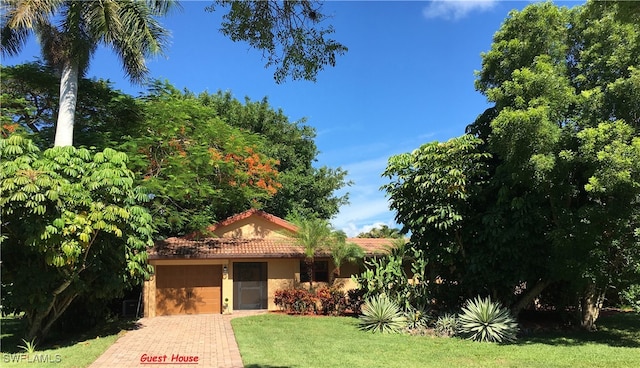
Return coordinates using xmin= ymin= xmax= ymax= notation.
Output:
xmin=143 ymin=209 xmax=393 ymax=317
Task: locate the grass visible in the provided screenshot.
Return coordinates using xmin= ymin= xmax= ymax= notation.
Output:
xmin=231 ymin=312 xmax=640 ymax=368
xmin=1 ymin=314 xmax=139 ymax=368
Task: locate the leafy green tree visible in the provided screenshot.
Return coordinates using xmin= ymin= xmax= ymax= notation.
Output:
xmin=115 ymin=83 xmax=282 ymax=236
xmin=0 ymin=62 xmax=140 ymax=148
xmin=1 ymin=0 xmax=175 ymax=147
xmin=196 ymin=90 xmax=350 ymax=220
xmin=383 ymin=0 xmax=640 ymax=330
xmin=357 ymin=225 xmax=403 ymax=239
xmin=209 ymin=0 xmax=347 ymax=83
xmin=0 ymin=134 xmax=154 ymax=340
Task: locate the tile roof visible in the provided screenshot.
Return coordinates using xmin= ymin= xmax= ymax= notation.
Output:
xmin=149 ymin=237 xmax=395 ymax=260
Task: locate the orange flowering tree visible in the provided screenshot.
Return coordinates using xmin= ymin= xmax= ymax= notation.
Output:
xmin=121 ymin=83 xmax=282 ymax=236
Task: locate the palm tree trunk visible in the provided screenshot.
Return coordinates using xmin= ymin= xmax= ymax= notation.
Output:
xmin=54 ymin=60 xmax=79 ymax=147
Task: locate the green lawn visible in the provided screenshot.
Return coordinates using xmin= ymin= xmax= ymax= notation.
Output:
xmin=232 ymin=312 xmax=640 ymax=368
xmin=1 ymin=315 xmax=137 ymax=368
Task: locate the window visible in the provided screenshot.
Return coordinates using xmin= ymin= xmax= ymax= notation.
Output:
xmin=300 ymin=260 xmax=329 ymax=283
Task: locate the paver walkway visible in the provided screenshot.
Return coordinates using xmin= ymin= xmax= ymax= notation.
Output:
xmin=90 ymin=311 xmax=265 ymax=368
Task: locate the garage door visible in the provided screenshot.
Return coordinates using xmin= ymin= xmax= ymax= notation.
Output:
xmin=155 ymin=265 xmax=222 ymax=315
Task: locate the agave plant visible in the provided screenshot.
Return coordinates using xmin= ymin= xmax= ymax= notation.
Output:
xmin=404 ymin=306 xmax=431 ymax=330
xmin=435 ymin=313 xmax=459 ymax=337
xmin=18 ymin=338 xmax=37 ymax=354
xmin=458 ymin=296 xmax=519 ymax=343
xmin=359 ymin=294 xmax=406 ymax=334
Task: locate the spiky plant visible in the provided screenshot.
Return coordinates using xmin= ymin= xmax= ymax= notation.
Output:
xmin=458 ymin=296 xmax=519 ymax=343
xmin=435 ymin=313 xmax=459 ymax=337
xmin=18 ymin=338 xmax=37 ymax=354
xmin=404 ymin=306 xmax=431 ymax=330
xmin=358 ymin=294 xmax=406 ymax=334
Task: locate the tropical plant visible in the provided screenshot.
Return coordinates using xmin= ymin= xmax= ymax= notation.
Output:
xmin=383 ymin=0 xmax=640 ymax=330
xmin=458 ymin=296 xmax=518 ymax=343
xmin=354 ymin=238 xmax=430 ymax=311
xmin=315 ymin=286 xmax=347 ymax=316
xmin=330 ymin=240 xmax=364 ymax=277
xmin=434 ymin=313 xmax=459 ymax=338
xmin=404 ymin=305 xmax=431 ymax=330
xmin=287 ymin=217 xmax=343 ymax=287
xmin=0 ymin=134 xmax=154 ymax=340
xmin=18 ymin=338 xmax=37 ymax=354
xmin=273 ymin=288 xmax=316 ymax=315
xmin=357 ymin=225 xmax=403 ymax=239
xmin=1 ymin=0 xmax=175 ymax=146
xmin=358 ymin=295 xmax=406 ymax=334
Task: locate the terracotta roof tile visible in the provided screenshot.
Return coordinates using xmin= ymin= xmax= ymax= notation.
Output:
xmin=149 ymin=237 xmax=394 ymax=259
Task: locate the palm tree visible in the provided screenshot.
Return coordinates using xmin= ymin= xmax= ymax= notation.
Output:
xmin=1 ymin=0 xmax=176 ymax=146
xmin=289 ymin=217 xmax=335 ymax=288
xmin=330 ymin=237 xmax=364 ymax=279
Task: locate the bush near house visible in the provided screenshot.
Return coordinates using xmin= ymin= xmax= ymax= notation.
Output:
xmin=274 ymin=286 xmax=351 ymax=315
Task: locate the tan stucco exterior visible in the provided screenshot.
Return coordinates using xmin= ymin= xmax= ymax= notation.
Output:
xmin=144 ymin=210 xmax=376 ymax=318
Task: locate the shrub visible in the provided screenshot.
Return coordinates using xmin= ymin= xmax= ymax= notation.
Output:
xmin=358 ymin=294 xmax=406 ymax=334
xmin=274 ymin=289 xmax=317 ymax=314
xmin=404 ymin=306 xmax=431 ymax=329
xmin=620 ymin=284 xmax=640 ymax=313
xmin=434 ymin=313 xmax=459 ymax=337
xmin=346 ymin=288 xmax=366 ymax=315
xmin=316 ymin=286 xmax=347 ymax=315
xmin=458 ymin=296 xmax=518 ymax=343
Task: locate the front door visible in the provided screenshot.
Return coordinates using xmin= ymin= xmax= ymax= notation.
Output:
xmin=233 ymin=262 xmax=267 ymax=309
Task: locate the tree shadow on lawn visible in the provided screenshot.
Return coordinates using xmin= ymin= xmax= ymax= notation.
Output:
xmin=516 ymin=311 xmax=640 ymax=348
xmin=0 ymin=314 xmax=143 ymax=353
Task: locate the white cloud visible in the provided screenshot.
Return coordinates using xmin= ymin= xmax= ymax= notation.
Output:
xmin=423 ymin=0 xmax=498 ymax=21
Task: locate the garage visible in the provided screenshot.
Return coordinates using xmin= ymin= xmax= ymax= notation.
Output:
xmin=155 ymin=265 xmax=222 ymax=315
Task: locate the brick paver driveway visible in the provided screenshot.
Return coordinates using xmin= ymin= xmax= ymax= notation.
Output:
xmin=90 ymin=312 xmax=264 ymax=368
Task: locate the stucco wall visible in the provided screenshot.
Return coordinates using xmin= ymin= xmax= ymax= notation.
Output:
xmin=213 ymin=216 xmax=292 ymax=239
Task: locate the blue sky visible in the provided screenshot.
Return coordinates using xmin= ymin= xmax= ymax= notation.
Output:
xmin=2 ymin=0 xmax=584 ymax=236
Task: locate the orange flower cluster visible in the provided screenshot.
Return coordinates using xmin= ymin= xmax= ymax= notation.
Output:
xmin=208 ymin=146 xmax=281 ymax=195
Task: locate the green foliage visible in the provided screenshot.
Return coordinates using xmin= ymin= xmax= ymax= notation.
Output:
xmin=358 ymin=295 xmax=406 ymax=334
xmin=404 ymin=306 xmax=431 ymax=330
xmin=458 ymin=296 xmax=518 ymax=343
xmin=1 ymin=69 xmax=351 ymax=235
xmin=382 ymin=0 xmax=640 ymax=328
xmin=18 ymin=338 xmax=37 ymax=354
xmin=356 ymin=225 xmax=403 ymax=239
xmin=273 ymin=289 xmax=317 ymax=315
xmin=210 ymin=0 xmax=347 ymax=83
xmin=0 ymin=134 xmax=154 ymax=339
xmin=354 ymin=238 xmax=430 ymax=311
xmin=198 ymin=90 xmax=350 ymax=221
xmin=435 ymin=313 xmax=459 ymax=338
xmin=315 ymin=286 xmax=347 ymax=316
xmin=620 ymin=285 xmax=640 ymax=313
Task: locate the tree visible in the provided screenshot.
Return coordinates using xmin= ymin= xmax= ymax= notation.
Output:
xmin=383 ymin=0 xmax=640 ymax=330
xmin=357 ymin=225 xmax=403 ymax=239
xmin=0 ymin=134 xmax=154 ymax=340
xmin=1 ymin=68 xmax=352 ymax=235
xmin=196 ymin=90 xmax=350 ymax=220
xmin=288 ymin=217 xmax=341 ymax=288
xmin=329 ymin=235 xmax=364 ymax=278
xmin=1 ymin=0 xmax=175 ymax=146
xmin=209 ymin=0 xmax=348 ymax=83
